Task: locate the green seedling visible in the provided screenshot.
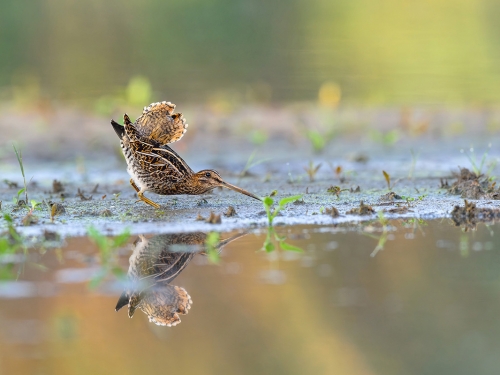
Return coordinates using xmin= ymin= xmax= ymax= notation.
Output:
xmin=13 ymin=145 xmax=28 ymax=204
xmin=249 ymin=130 xmax=268 ymax=146
xmin=238 ymin=150 xmax=271 ymax=181
xmin=461 ymin=145 xmax=498 ymax=178
xmin=12 ymin=188 xmax=25 ymax=205
xmin=262 ymin=194 xmax=303 ymax=227
xmin=306 ymin=129 xmax=335 ymax=154
xmin=369 ymin=129 xmax=399 ymax=146
xmin=327 ymin=186 xmax=348 ymax=198
xmin=205 ymin=232 xmax=220 ymax=264
xmin=303 ymin=161 xmax=322 ymax=182
xmin=408 ymin=149 xmax=420 ymax=180
xmin=87 ymin=226 xmax=130 ymax=288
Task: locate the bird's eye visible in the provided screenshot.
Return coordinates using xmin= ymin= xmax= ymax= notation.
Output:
xmin=205 ymin=172 xmax=211 ymax=178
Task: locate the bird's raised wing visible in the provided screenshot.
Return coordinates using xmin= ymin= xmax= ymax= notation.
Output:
xmin=134 ymin=101 xmax=188 ymax=145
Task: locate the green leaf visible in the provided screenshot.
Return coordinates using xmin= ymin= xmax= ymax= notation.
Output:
xmin=87 ymin=226 xmax=109 ymax=253
xmin=279 ymin=195 xmax=303 ymax=207
xmin=280 ymin=241 xmax=304 ymax=252
xmin=17 ymin=188 xmax=25 ymax=198
xmin=111 ymin=266 xmax=126 ymax=279
xmin=3 ymin=213 xmax=13 ymax=223
xmin=112 ymin=229 xmax=130 ymax=248
xmin=264 ymin=241 xmax=275 ymax=252
xmin=263 ymin=197 xmax=274 ymax=207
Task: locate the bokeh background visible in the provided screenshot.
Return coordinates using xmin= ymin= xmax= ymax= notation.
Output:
xmin=2 ymin=0 xmax=500 ymax=110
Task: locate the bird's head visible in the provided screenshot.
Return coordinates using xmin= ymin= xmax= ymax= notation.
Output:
xmin=192 ymin=169 xmax=261 ymax=200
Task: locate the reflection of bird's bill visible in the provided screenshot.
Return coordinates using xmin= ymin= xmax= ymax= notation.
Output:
xmin=217 ymin=231 xmax=248 ymax=250
xmin=220 ymin=181 xmax=261 ymax=201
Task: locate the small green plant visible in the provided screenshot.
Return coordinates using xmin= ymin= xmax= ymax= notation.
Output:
xmin=303 ymin=161 xmax=322 ymax=182
xmin=87 ymin=226 xmax=130 ymax=288
xmin=205 ymin=232 xmax=220 ymax=264
xmin=13 ymin=145 xmax=28 ymax=204
xmin=238 ymin=150 xmax=271 ymax=180
xmin=408 ymin=149 xmax=420 ymax=180
xmin=249 ymin=130 xmax=268 ymax=146
xmin=262 ymin=194 xmax=303 ymax=226
xmin=327 ymin=185 xmax=348 ymax=198
xmin=370 ymin=129 xmax=399 ymax=146
xmin=12 ymin=188 xmax=26 ymax=205
xmin=306 ymin=129 xmax=335 ymax=153
xmin=461 ymin=145 xmax=498 ymax=177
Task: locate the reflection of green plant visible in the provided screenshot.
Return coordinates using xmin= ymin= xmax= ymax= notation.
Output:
xmin=262 ymin=194 xmax=302 ymax=226
xmin=261 ymin=227 xmax=303 ymax=253
xmin=87 ymin=226 xmax=130 ymax=288
xmin=363 ymin=212 xmax=389 ymax=257
xmin=205 ymin=232 xmax=220 ymax=264
xmin=0 ymin=213 xmax=26 ymax=279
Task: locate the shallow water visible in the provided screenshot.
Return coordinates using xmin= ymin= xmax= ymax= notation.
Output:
xmin=1 ymin=220 xmax=500 ymax=375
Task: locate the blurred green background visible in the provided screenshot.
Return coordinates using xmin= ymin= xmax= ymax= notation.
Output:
xmin=2 ymin=0 xmax=500 ymax=108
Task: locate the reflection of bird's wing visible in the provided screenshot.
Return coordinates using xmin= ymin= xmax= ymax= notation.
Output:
xmin=124 ymin=121 xmax=192 ymax=181
xmin=139 ymin=285 xmax=192 ymax=327
xmin=135 ymin=101 xmax=188 ymax=145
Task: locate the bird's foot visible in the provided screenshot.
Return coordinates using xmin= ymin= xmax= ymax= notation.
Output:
xmin=137 ymin=192 xmax=160 ymax=209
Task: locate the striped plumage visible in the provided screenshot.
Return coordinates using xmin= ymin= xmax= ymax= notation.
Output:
xmin=111 ymin=101 xmax=260 ymax=208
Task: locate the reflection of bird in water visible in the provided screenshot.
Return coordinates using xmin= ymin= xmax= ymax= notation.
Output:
xmin=110 ymin=101 xmax=260 ymax=208
xmin=115 ymin=232 xmax=246 ymax=326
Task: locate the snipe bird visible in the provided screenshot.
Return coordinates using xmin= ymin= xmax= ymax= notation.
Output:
xmin=115 ymin=231 xmax=247 ymax=326
xmin=111 ymin=101 xmax=260 ymax=208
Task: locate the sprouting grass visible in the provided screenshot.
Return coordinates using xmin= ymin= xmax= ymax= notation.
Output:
xmin=87 ymin=226 xmax=130 ymax=288
xmin=303 ymin=161 xmax=322 ymax=182
xmin=461 ymin=145 xmax=498 ymax=178
xmin=13 ymin=145 xmax=28 ymax=204
xmin=238 ymin=150 xmax=271 ymax=181
xmin=408 ymin=149 xmax=420 ymax=180
xmin=205 ymin=232 xmax=220 ymax=264
xmin=369 ymin=129 xmax=399 ymax=146
xmin=262 ymin=193 xmax=303 ymax=227
xmin=306 ymin=130 xmax=335 ymax=153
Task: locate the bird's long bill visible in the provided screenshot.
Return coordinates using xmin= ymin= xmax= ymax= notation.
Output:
xmin=221 ymin=181 xmax=261 ymax=201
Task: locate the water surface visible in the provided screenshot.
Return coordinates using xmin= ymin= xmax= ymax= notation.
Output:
xmin=1 ymin=220 xmax=500 ymax=374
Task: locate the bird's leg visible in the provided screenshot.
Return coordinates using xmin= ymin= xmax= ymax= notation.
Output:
xmin=129 ymin=179 xmax=140 ymax=192
xmin=138 ymin=189 xmax=160 ymax=209
xmin=130 ymin=179 xmax=160 ymax=208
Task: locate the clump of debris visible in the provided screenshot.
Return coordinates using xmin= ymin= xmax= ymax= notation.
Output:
xmin=347 ymin=201 xmax=375 ymax=216
xmin=446 ymin=168 xmax=500 ymax=199
xmin=451 ymin=199 xmax=500 ymax=230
